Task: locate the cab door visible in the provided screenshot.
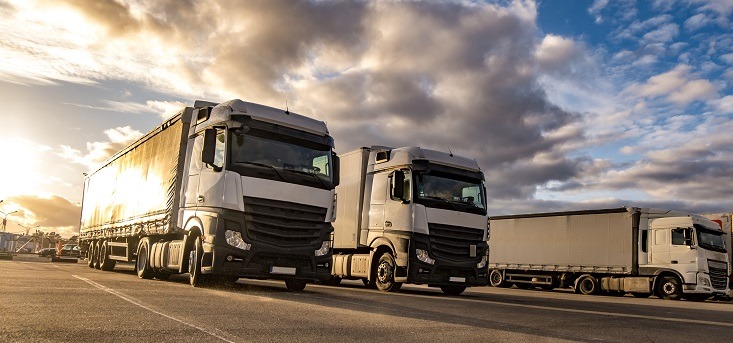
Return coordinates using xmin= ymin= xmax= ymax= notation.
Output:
xmin=197 ymin=128 xmax=227 ymax=210
xmin=384 ymin=169 xmax=412 ymax=233
xmin=649 ymin=228 xmax=671 ymax=265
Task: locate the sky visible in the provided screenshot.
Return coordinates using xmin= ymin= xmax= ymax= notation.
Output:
xmin=0 ymin=0 xmax=731 ymax=238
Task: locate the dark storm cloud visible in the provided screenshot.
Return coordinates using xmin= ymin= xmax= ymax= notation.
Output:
xmin=49 ymin=0 xmax=589 ymax=206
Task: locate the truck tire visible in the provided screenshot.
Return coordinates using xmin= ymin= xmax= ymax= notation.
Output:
xmin=576 ymin=275 xmax=599 ymax=295
xmin=440 ymin=285 xmax=467 ymax=295
xmin=93 ymin=241 xmax=102 ymax=270
xmin=87 ymin=242 xmax=95 ymax=268
xmin=489 ymin=269 xmax=509 ymax=287
xmin=285 ymin=279 xmax=308 ymax=291
xmin=375 ymin=253 xmax=402 ymax=292
xmin=100 ymin=241 xmax=116 ymax=271
xmin=188 ymin=238 xmax=210 ymax=287
xmin=655 ymin=276 xmax=682 ymax=300
xmin=136 ymin=239 xmax=155 ymax=280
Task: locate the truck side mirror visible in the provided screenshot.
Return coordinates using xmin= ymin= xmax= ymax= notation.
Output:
xmin=391 ymin=170 xmax=405 ymax=202
xmin=202 ymin=128 xmax=217 ymax=166
xmin=332 ymin=153 xmax=340 ymax=187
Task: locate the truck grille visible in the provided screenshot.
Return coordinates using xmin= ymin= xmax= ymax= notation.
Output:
xmin=708 ymin=259 xmax=728 ymax=290
xmin=243 ymin=196 xmax=329 ymax=247
xmin=428 ymin=223 xmax=484 ymax=262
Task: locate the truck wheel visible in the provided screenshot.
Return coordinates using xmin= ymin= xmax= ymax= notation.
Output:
xmin=188 ymin=238 xmax=210 ymax=287
xmin=631 ymin=292 xmax=651 ymax=298
xmin=489 ymin=269 xmax=509 ymax=287
xmin=100 ymin=241 xmax=116 ymax=271
xmin=136 ymin=239 xmax=155 ymax=279
xmin=375 ymin=253 xmax=402 ymax=292
xmin=440 ymin=285 xmax=467 ymax=295
xmin=285 ymin=279 xmax=308 ymax=291
xmin=576 ymin=275 xmax=598 ymax=295
xmin=87 ymin=242 xmax=95 ymax=268
xmin=655 ymin=276 xmax=682 ymax=300
xmin=93 ymin=241 xmax=102 ymax=270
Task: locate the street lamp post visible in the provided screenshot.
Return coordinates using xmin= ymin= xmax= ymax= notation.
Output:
xmin=1 ymin=210 xmax=19 ymax=232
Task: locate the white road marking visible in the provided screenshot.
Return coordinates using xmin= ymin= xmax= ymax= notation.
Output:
xmin=72 ymin=275 xmax=238 ymax=343
xmin=303 ymin=282 xmax=733 ymax=328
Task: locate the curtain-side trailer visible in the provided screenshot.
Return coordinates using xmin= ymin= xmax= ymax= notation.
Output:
xmin=489 ymin=207 xmax=729 ymax=300
xmin=79 ymin=99 xmax=339 ymax=291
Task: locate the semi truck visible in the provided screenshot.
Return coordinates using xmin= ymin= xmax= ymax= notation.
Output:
xmin=328 ymin=146 xmax=489 ymax=295
xmin=702 ymin=212 xmax=732 ymax=293
xmin=489 ymin=207 xmax=730 ymax=300
xmin=79 ymin=99 xmax=339 ymax=291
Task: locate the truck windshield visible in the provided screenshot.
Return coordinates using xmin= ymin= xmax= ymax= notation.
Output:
xmin=695 ymin=225 xmax=727 ymax=253
xmin=230 ymin=131 xmax=334 ymax=189
xmin=414 ymin=171 xmax=486 ymax=215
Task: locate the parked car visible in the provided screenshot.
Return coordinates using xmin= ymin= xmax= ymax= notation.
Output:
xmin=38 ymin=248 xmax=57 ymax=257
xmin=58 ymin=244 xmax=80 ymax=257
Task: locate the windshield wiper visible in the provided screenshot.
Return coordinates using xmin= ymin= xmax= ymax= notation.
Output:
xmin=420 ymin=196 xmax=459 ymax=211
xmin=239 ymin=161 xmax=287 ymax=182
xmin=283 ymin=168 xmax=329 ymax=188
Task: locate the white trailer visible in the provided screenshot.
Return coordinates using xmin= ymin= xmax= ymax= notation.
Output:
xmin=79 ymin=99 xmax=339 ymax=290
xmin=489 ymin=207 xmax=729 ymax=300
xmin=329 ymin=146 xmax=489 ymax=295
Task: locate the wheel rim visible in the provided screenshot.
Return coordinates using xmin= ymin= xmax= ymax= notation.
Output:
xmin=580 ymin=278 xmax=594 ymax=293
xmin=663 ymin=282 xmax=676 ymax=295
xmin=490 ymin=271 xmax=502 ymax=285
xmin=377 ymin=261 xmax=392 ymax=284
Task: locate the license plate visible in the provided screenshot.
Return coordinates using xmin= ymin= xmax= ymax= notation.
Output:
xmin=270 ymin=266 xmax=296 ymax=275
xmin=449 ymin=277 xmax=466 ymax=283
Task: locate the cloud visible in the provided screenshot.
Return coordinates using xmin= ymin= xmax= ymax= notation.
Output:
xmin=59 ymin=126 xmax=143 ymax=170
xmin=684 ymin=13 xmax=713 ymax=31
xmin=6 ymin=195 xmax=80 ymax=235
xmin=685 ymin=0 xmax=733 ymax=16
xmin=626 ymin=65 xmax=719 ymax=105
xmin=641 ymin=22 xmax=679 ymax=43
xmin=588 ymin=0 xmax=609 ymax=24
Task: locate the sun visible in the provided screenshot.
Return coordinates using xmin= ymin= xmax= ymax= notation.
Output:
xmin=0 ymin=137 xmax=45 ymax=199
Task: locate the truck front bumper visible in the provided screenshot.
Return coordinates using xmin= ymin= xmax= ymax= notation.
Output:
xmin=205 ymin=242 xmax=332 ymax=282
xmin=407 ymin=258 xmax=489 ymax=287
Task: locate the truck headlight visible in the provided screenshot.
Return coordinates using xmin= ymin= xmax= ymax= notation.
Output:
xmin=477 ymin=255 xmax=488 ymax=269
xmin=225 ymin=230 xmax=251 ymax=250
xmin=315 ymin=241 xmax=330 ymax=257
xmin=416 ymin=248 xmax=435 ymax=265
xmin=699 ymin=275 xmax=711 ymax=287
